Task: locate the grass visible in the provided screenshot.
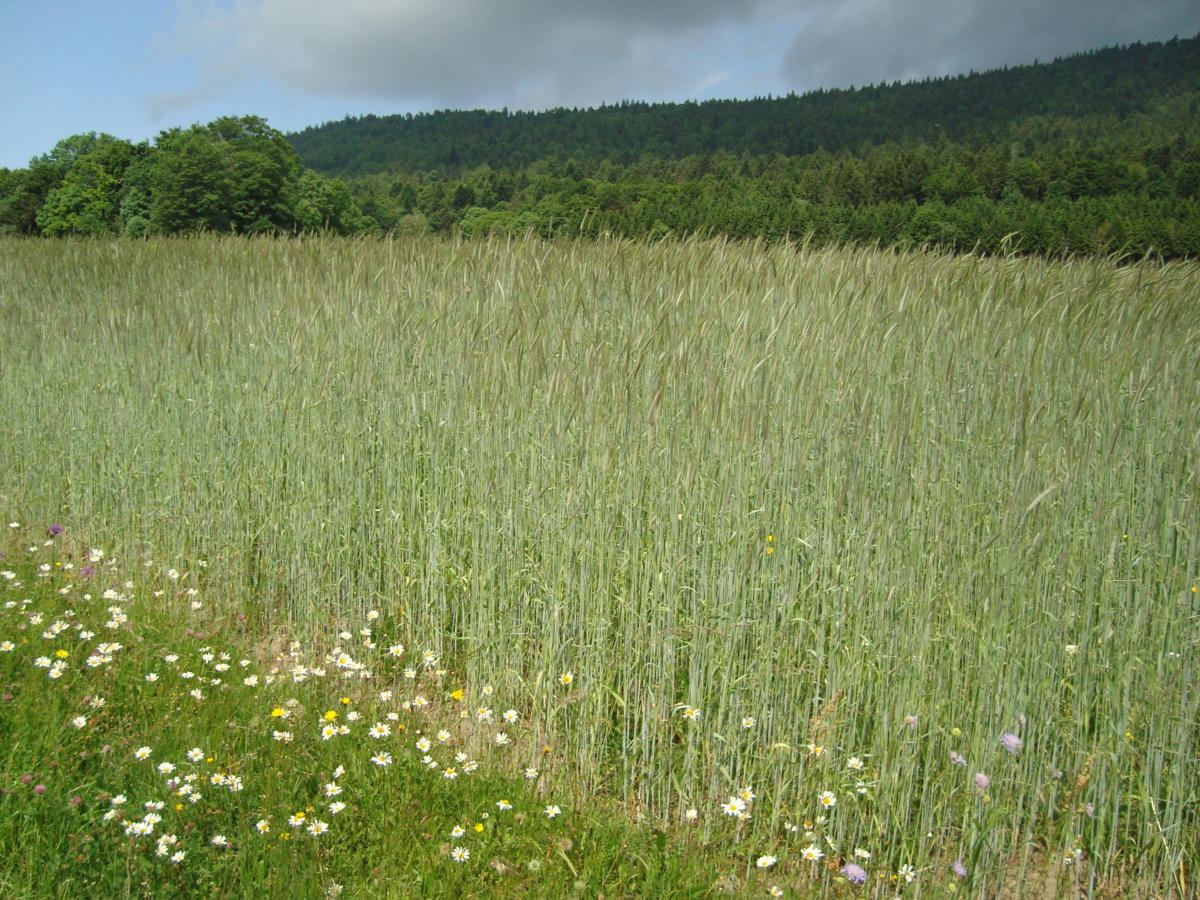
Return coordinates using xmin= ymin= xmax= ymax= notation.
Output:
xmin=0 ymin=233 xmax=1197 ymax=897
xmin=0 ymin=528 xmax=734 ymax=898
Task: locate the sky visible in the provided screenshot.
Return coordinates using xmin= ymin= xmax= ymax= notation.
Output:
xmin=2 ymin=0 xmax=1198 ymax=170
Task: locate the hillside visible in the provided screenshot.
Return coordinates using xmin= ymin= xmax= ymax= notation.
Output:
xmin=288 ymin=36 xmax=1200 ymax=176
xmin=4 ymin=35 xmax=1198 ymax=257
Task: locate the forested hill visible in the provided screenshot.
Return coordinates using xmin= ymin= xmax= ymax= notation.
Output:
xmin=288 ymin=36 xmax=1200 ymax=176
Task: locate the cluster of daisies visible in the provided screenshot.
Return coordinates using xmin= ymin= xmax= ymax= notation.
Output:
xmin=2 ymin=525 xmax=577 ymax=882
xmin=1 ymin=521 xmax=1095 ymax=896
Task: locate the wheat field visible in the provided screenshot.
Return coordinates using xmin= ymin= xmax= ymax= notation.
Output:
xmin=1 ymin=235 xmax=1196 ymax=896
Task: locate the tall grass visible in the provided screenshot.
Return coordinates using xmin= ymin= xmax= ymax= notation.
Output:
xmin=1 ymin=234 xmax=1197 ymax=895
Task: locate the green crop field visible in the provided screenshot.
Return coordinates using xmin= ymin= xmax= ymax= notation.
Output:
xmin=0 ymin=235 xmax=1196 ymax=898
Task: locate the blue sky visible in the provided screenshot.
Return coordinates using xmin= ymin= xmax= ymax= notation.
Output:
xmin=2 ymin=0 xmax=1198 ymax=170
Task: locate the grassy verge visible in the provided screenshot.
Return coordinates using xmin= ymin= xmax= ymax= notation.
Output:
xmin=0 ymin=524 xmax=754 ymax=898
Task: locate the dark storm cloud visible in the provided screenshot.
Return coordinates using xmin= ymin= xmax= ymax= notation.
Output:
xmin=780 ymin=0 xmax=1200 ymax=90
xmin=160 ymin=0 xmax=1200 ymax=115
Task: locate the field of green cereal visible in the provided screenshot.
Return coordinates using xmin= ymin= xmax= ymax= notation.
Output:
xmin=0 ymin=235 xmax=1197 ymax=898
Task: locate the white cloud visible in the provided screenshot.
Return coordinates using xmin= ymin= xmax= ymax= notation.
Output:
xmin=695 ymin=70 xmax=731 ymax=93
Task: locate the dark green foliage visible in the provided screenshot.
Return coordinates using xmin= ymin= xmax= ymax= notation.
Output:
xmin=288 ymin=36 xmax=1200 ymax=176
xmin=281 ymin=34 xmax=1200 ymax=258
xmin=341 ymin=139 xmax=1200 ymax=258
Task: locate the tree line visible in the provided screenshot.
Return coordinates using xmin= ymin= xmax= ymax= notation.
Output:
xmin=342 ymin=133 xmax=1200 ymax=258
xmin=288 ymin=36 xmax=1200 ymax=176
xmin=0 ymin=116 xmax=365 ymax=237
xmin=2 ymin=34 xmax=1198 ymax=258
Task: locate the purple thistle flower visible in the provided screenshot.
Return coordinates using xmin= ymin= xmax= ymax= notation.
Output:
xmin=1000 ymin=733 xmax=1023 ymax=753
xmin=841 ymin=862 xmax=867 ymax=884
xmin=974 ymin=772 xmax=990 ymax=790
xmin=47 ymin=524 xmax=63 ymax=536
xmin=951 ymin=860 xmax=968 ymax=878
xmin=950 ymin=750 xmax=966 ymax=766
xmin=80 ymin=567 xmax=95 ymax=577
